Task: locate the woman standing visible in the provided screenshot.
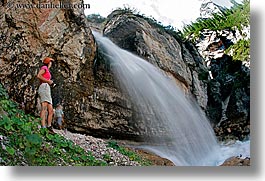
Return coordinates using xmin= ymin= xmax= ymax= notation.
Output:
xmin=37 ymin=57 xmax=55 ymax=133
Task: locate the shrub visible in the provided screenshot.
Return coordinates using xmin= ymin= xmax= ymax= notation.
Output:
xmin=225 ymin=39 xmax=250 ymax=62
xmin=182 ymin=0 xmax=250 ymax=38
xmin=0 ymin=84 xmax=107 ymax=166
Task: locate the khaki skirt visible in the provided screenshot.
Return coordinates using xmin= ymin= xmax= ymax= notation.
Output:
xmin=38 ymin=83 xmax=53 ymax=105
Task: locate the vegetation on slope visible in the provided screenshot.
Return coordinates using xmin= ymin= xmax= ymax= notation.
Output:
xmin=181 ymin=0 xmax=250 ymax=62
xmin=0 ymin=84 xmax=151 ymax=166
xmin=182 ymin=0 xmax=250 ymax=38
xmin=0 ymin=83 xmax=106 ymax=166
xmin=86 ymin=13 xmax=106 ymax=24
xmin=87 ymin=1 xmax=250 ymax=63
xmin=225 ymin=39 xmax=250 ymax=62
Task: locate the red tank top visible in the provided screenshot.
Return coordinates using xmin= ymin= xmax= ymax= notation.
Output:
xmin=40 ymin=66 xmax=51 ymax=83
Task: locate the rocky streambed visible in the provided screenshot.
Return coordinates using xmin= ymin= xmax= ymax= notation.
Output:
xmin=53 ymin=129 xmax=140 ymax=166
xmin=53 ymin=129 xmax=250 ymax=166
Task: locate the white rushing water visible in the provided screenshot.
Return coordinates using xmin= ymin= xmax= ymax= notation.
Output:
xmin=216 ymin=140 xmax=250 ymax=165
xmin=93 ymin=32 xmax=250 ymax=166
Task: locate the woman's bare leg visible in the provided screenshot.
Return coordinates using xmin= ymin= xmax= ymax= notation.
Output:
xmin=40 ymin=102 xmax=48 ymax=127
xmin=47 ymin=103 xmax=54 ymax=127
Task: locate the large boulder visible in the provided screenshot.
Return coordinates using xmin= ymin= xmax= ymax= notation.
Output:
xmin=0 ymin=0 xmax=96 ymax=123
xmin=79 ymin=10 xmax=211 ymax=140
xmin=220 ymin=156 xmax=250 ymax=166
xmin=0 ymin=1 xmax=143 ymax=140
xmin=102 ymin=10 xmax=209 ymax=109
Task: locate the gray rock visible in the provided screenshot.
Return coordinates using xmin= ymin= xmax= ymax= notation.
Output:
xmin=54 ymin=129 xmax=140 ymax=166
xmin=103 ymin=11 xmax=208 ymax=109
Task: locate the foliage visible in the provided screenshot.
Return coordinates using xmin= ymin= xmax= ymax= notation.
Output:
xmin=107 ymin=140 xmax=152 ymax=166
xmin=0 ymin=84 xmax=9 ymax=100
xmin=113 ymin=5 xmax=141 ymax=15
xmin=0 ymin=84 xmax=107 ymax=166
xmin=225 ymin=39 xmax=250 ymax=62
xmin=86 ymin=14 xmax=106 ymax=24
xmin=182 ymin=0 xmax=250 ymax=38
xmin=0 ymin=84 xmax=152 ymax=166
xmin=107 ymin=6 xmax=184 ymax=42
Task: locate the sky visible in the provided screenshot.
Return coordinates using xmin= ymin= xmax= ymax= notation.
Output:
xmin=84 ymin=0 xmax=243 ymax=29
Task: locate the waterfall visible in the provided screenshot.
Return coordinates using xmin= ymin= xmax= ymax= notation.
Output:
xmin=93 ymin=31 xmax=221 ymax=166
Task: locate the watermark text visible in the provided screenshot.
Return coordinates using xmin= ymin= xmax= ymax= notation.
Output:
xmin=5 ymin=1 xmax=90 ymax=10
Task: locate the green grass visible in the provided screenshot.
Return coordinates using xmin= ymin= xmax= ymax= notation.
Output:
xmin=107 ymin=140 xmax=152 ymax=166
xmin=180 ymin=0 xmax=250 ymax=63
xmin=86 ymin=14 xmax=106 ymax=24
xmin=225 ymin=39 xmax=250 ymax=62
xmin=0 ymin=84 xmax=151 ymax=166
xmin=182 ymin=0 xmax=250 ymax=39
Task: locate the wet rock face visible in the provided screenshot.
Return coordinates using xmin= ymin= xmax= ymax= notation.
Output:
xmin=0 ymin=0 xmax=96 ymax=117
xmin=0 ymin=1 xmax=144 ymax=141
xmin=206 ymin=55 xmax=250 ymax=141
xmin=103 ymin=11 xmax=209 ymax=110
xmin=81 ymin=10 xmax=215 ymax=140
xmin=70 ymin=10 xmax=211 ymax=140
xmin=80 ymin=51 xmax=143 ymax=140
xmin=193 ymin=27 xmax=250 ymax=141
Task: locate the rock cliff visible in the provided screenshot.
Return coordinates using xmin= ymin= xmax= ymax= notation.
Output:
xmin=0 ymin=1 xmax=249 ymax=142
xmin=102 ymin=10 xmax=209 ymax=109
xmin=0 ymin=1 xmax=210 ymax=141
xmin=0 ymin=0 xmax=96 ymax=128
xmin=191 ymin=27 xmax=250 ymax=141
